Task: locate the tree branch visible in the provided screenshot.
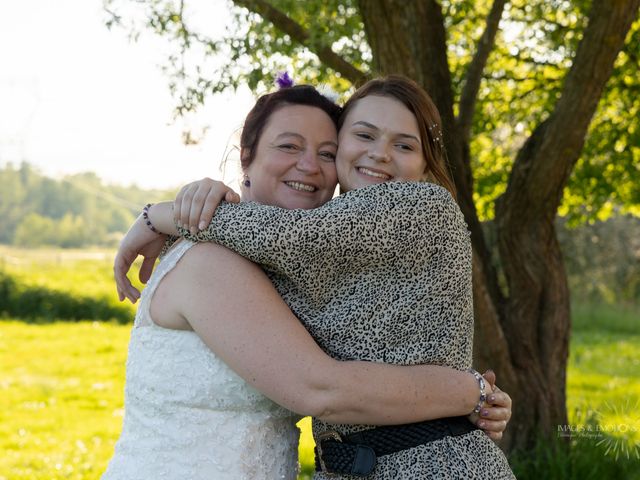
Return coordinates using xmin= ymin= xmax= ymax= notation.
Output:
xmin=500 ymin=0 xmax=640 ymax=224
xmin=232 ymin=0 xmax=367 ymax=85
xmin=457 ymin=0 xmax=508 ymax=144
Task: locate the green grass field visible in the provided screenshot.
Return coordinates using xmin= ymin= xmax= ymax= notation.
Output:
xmin=1 ymin=247 xmax=639 ymax=479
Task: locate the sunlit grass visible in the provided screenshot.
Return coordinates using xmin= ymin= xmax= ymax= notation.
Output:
xmin=297 ymin=417 xmax=315 ymax=479
xmin=0 ymin=320 xmax=130 ymax=480
xmin=0 ymin=246 xmax=140 ymax=322
xmin=564 ymin=305 xmax=640 ymax=472
xmin=0 ymin=245 xmax=146 ymax=309
xmin=508 ymin=303 xmax=640 ymax=479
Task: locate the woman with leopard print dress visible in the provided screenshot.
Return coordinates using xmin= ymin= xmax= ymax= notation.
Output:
xmin=134 ymin=76 xmax=515 ymax=478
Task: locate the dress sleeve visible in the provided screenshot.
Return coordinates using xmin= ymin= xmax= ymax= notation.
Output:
xmin=176 ymin=182 xmax=467 ymax=280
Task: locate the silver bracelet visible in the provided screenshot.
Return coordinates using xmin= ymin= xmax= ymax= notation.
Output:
xmin=468 ymin=368 xmax=487 ymax=413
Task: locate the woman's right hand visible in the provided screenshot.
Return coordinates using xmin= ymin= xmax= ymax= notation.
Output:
xmin=468 ymin=369 xmax=512 ymax=441
xmin=114 ymin=214 xmax=167 ymax=303
xmin=173 ymin=178 xmax=240 ymax=235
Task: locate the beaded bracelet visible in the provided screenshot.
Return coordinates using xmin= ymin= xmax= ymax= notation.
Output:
xmin=142 ymin=203 xmax=162 ymax=235
xmin=468 ymin=368 xmax=487 ymax=414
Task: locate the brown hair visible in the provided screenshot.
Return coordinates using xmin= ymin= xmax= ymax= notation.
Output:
xmin=240 ymin=85 xmax=343 ymax=170
xmin=338 ymin=75 xmax=456 ymax=198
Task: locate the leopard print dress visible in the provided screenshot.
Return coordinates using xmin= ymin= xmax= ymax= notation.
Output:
xmin=178 ymin=181 xmax=515 ymax=479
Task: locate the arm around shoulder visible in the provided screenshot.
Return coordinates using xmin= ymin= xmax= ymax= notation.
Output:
xmin=173 ymin=182 xmax=464 ymax=277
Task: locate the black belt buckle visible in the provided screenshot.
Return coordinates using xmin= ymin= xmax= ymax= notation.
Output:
xmin=316 ymin=430 xmax=343 ymax=476
xmin=316 ymin=430 xmax=377 ymax=477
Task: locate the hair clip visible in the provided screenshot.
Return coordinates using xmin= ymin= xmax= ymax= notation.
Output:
xmin=428 ymin=123 xmax=444 ymax=147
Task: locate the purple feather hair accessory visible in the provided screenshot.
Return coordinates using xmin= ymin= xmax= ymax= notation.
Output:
xmin=275 ymin=71 xmax=294 ymax=89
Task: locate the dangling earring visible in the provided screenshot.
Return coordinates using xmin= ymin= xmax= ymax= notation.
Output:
xmin=243 ymin=176 xmax=251 ymax=187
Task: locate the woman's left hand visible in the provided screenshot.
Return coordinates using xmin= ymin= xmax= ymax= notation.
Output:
xmin=173 ymin=177 xmax=240 ymax=234
xmin=468 ymin=370 xmax=512 ymax=441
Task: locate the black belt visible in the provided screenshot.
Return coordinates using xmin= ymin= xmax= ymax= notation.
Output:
xmin=314 ymin=416 xmax=477 ymax=477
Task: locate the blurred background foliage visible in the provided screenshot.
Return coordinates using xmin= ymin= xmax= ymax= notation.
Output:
xmin=0 ymin=162 xmax=175 ymax=248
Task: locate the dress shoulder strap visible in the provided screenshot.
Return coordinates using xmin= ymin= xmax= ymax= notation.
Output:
xmin=134 ymin=240 xmax=196 ymax=328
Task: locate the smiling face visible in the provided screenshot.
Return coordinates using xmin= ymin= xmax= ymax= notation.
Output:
xmin=336 ymin=95 xmax=427 ymax=192
xmin=243 ymin=104 xmax=339 ymax=209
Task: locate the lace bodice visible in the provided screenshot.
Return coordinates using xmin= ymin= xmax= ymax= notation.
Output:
xmin=102 ymin=240 xmax=300 ymax=480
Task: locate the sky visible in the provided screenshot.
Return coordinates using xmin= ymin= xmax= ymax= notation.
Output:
xmin=0 ymin=0 xmax=255 ymax=189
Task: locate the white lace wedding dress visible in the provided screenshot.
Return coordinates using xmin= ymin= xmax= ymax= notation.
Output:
xmin=102 ymin=240 xmax=300 ymax=480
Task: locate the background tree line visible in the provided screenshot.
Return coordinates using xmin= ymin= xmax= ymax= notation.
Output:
xmin=0 ymin=162 xmax=175 ymax=248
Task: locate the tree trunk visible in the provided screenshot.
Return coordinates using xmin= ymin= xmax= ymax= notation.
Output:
xmin=360 ymin=0 xmax=640 ymax=452
xmin=494 ymin=0 xmax=640 ymax=450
